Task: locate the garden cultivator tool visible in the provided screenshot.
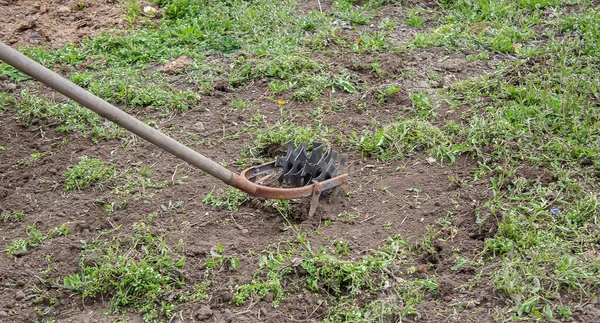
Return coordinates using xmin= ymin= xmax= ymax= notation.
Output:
xmin=276 ymin=141 xmax=345 ymax=187
xmin=0 ymin=41 xmax=347 ymax=217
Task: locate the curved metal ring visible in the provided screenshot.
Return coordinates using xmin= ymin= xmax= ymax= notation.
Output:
xmin=230 ymin=161 xmax=348 ymax=200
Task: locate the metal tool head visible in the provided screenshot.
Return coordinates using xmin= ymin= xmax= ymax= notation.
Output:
xmin=275 ymin=141 xmax=345 ymax=188
xmin=235 ymin=141 xmax=348 ymax=217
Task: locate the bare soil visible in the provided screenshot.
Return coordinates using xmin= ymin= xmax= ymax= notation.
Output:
xmin=0 ymin=0 xmax=126 ymax=48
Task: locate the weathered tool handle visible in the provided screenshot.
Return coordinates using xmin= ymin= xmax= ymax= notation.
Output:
xmin=0 ymin=41 xmax=239 ymax=187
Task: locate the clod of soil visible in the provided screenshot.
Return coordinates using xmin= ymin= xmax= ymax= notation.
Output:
xmin=162 ymin=56 xmax=194 ymax=75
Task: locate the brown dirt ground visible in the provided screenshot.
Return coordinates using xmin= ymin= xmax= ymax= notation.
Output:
xmin=0 ymin=1 xmax=514 ymax=322
xmin=0 ymin=0 xmax=128 ymax=48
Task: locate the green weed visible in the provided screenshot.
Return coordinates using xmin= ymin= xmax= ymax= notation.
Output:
xmin=124 ymin=0 xmax=141 ymax=24
xmin=14 ymin=90 xmax=124 ymax=140
xmin=205 ymin=244 xmax=241 ymax=274
xmin=251 ymin=121 xmax=329 ymax=154
xmin=405 ymin=7 xmax=425 ymax=28
xmin=202 ymin=187 xmax=248 ymax=211
xmin=63 ymin=156 xmax=117 ymax=191
xmin=377 ymin=84 xmax=401 ymax=104
xmin=63 ymin=224 xmax=185 ymax=321
xmin=1 ymin=211 xmax=26 ymax=223
xmin=234 ymin=234 xmax=436 ymax=319
xmin=232 ymin=98 xmax=255 ymax=110
xmin=350 ymin=118 xmax=464 ymax=163
xmin=5 ymin=223 xmax=70 ymax=258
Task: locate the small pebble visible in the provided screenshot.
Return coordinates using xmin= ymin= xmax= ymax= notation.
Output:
xmin=426 ymin=157 xmax=437 ymax=164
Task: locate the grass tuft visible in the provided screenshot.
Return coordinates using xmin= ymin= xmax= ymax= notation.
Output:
xmin=63 ymin=223 xmax=185 ymax=322
xmin=63 ymin=156 xmax=117 ymax=191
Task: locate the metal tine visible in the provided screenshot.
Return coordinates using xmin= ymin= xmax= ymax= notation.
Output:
xmin=322 ymin=149 xmax=337 ymax=165
xmin=328 ymin=157 xmax=345 ymax=178
xmin=313 ymin=147 xmax=329 ymax=168
xmin=286 ymin=165 xmax=304 ymax=186
xmin=315 ymin=157 xmax=338 ymax=182
xmin=296 ymin=143 xmax=310 ymax=163
xmin=277 ymin=141 xmax=345 ymax=187
xmin=277 ymin=141 xmax=296 ymax=183
xmin=290 ymin=142 xmax=307 ymax=163
xmin=317 ymin=150 xmax=337 ymax=170
xmin=275 ymin=140 xmax=295 ymax=168
xmin=311 ymin=141 xmax=323 ymax=155
xmin=301 ymin=163 xmax=320 ymax=186
xmin=307 ymin=145 xmax=323 ymax=164
xmin=283 ymin=160 xmax=304 ymax=185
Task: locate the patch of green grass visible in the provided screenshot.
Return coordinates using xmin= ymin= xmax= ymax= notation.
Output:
xmin=5 ymin=223 xmax=70 ymax=258
xmin=14 ymin=90 xmax=125 ymax=141
xmin=334 ymin=0 xmax=374 ymax=25
xmin=251 ymin=121 xmax=329 ymax=154
xmin=1 ymin=210 xmax=26 ymax=224
xmin=355 ymin=31 xmax=394 ymax=53
xmin=405 ymin=7 xmax=425 ymax=28
xmin=124 ymin=0 xmax=142 ymax=24
xmin=232 ymin=98 xmax=255 ymax=110
xmin=336 ymin=210 xmax=360 ymax=223
xmin=184 ymin=281 xmax=211 ymax=302
xmin=263 ymin=199 xmax=294 ymax=217
xmin=483 ymin=178 xmax=600 ymax=320
xmin=202 ymin=187 xmax=248 ymax=211
xmin=63 ymin=156 xmax=117 ymax=191
xmin=63 ymin=222 xmax=185 ymax=322
xmin=323 ymin=279 xmax=437 ymax=322
xmin=0 ymin=0 xmax=378 ymax=108
xmin=71 ymin=68 xmax=202 ymax=112
xmin=111 ymin=166 xmax=169 ymax=198
xmin=350 ymin=118 xmax=465 ymax=163
xmin=411 ymin=0 xmax=581 ymax=54
xmin=409 ymin=91 xmax=435 ymax=119
xmin=233 ymin=234 xmax=437 ymax=319
xmin=0 ymin=92 xmax=15 ymax=111
xmin=432 ymin=6 xmax=600 ymax=319
xmin=466 ymin=51 xmax=490 ymax=62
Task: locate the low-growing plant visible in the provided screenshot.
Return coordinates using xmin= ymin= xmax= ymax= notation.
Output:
xmin=5 ymin=223 xmax=70 ymax=258
xmin=63 ymin=224 xmax=185 ymax=321
xmin=1 ymin=211 xmax=26 ymax=223
xmin=205 ymin=244 xmax=241 ymax=274
xmin=350 ymin=118 xmax=464 ymax=163
xmin=377 ymin=84 xmax=401 ymax=104
xmin=63 ymin=156 xmax=117 ymax=191
xmin=251 ymin=121 xmax=329 ymax=154
xmin=202 ymin=187 xmax=248 ymax=211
